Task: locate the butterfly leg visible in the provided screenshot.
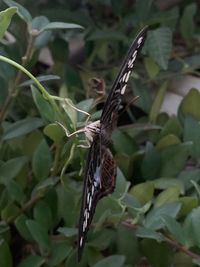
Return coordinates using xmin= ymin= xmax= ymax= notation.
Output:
xmin=64 ymin=98 xmax=91 ymax=125
xmin=55 ymin=121 xmax=86 ymax=137
xmin=77 ymin=139 xmax=91 ymax=148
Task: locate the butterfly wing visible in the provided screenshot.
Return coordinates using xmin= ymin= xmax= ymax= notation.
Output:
xmin=78 ymin=26 xmax=148 ymax=261
xmin=78 ymin=135 xmax=117 ymax=261
xmin=100 ymin=26 xmax=148 ymax=127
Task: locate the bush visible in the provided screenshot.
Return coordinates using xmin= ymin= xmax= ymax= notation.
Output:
xmin=0 ymin=1 xmax=200 ymax=267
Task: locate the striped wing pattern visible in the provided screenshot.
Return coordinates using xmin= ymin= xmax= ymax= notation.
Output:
xmin=78 ymin=136 xmax=116 ymax=260
xmin=78 ymin=26 xmax=148 ymax=261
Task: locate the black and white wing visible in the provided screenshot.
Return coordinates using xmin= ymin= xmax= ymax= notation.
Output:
xmin=100 ymin=26 xmax=148 ymax=127
xmin=77 ymin=26 xmax=148 ymax=261
xmin=78 ymin=135 xmax=116 ymax=261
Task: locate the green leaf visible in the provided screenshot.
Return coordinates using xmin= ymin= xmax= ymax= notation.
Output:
xmin=92 ymin=255 xmax=125 ymax=267
xmin=18 ymin=255 xmax=45 ymax=267
xmin=180 ymin=89 xmax=200 ymax=120
xmin=20 ymin=75 xmax=60 ymax=87
xmin=3 ymin=117 xmax=44 ymax=140
xmin=34 ymin=200 xmax=52 ymax=230
xmin=191 ymin=180 xmax=200 ymax=198
xmin=187 ymin=207 xmax=200 ymax=248
xmin=6 ymin=180 xmax=25 ymax=203
xmin=117 ymin=225 xmax=140 ymax=264
xmin=47 ymin=242 xmax=72 ymax=266
xmin=162 ymin=215 xmax=186 ymax=245
xmin=0 ymin=239 xmax=12 ymax=267
xmin=159 ymin=143 xmax=190 ymax=177
xmin=149 ymin=81 xmax=168 ymax=123
xmin=31 ymin=16 xmax=51 ymax=49
xmin=144 ymin=202 xmax=181 ymax=230
xmin=131 ymin=80 xmax=152 ymax=113
xmin=32 ymin=140 xmax=52 ymax=181
xmin=34 ymin=177 xmax=59 ymax=192
xmin=59 ymin=97 xmax=78 ymax=129
xmin=193 ymin=259 xmax=200 ymax=266
xmin=0 ymin=7 xmax=17 ymax=40
xmin=141 ymin=142 xmax=161 ymax=180
xmin=154 ymin=187 xmax=180 ymax=208
xmin=113 ymin=130 xmax=137 ymax=156
xmin=178 ymin=169 xmax=200 ymax=191
xmin=0 ymin=156 xmax=27 ymax=183
xmin=1 ymin=203 xmax=20 ymax=222
xmin=174 ymin=252 xmax=194 ymax=267
xmin=39 ymin=22 xmax=83 ymax=33
xmin=15 ymin=214 xmax=33 ymax=241
xmin=31 ymin=86 xmax=55 ymax=122
xmin=180 ymin=3 xmax=197 ymax=39
xmin=184 ymin=115 xmax=200 ymax=159
xmin=179 ymin=196 xmax=199 ymax=220
xmin=121 ymin=193 xmax=141 ymax=210
xmin=4 ymin=0 xmax=32 ymax=22
xmin=26 ymin=220 xmax=51 ymax=251
xmin=115 ymin=154 xmax=133 ymax=179
xmin=130 ymin=181 xmax=154 ymax=205
xmin=135 ymin=0 xmax=154 ymax=21
xmin=136 ymin=227 xmax=164 ymax=242
xmin=147 ymin=27 xmax=172 ymax=70
xmin=89 ymin=229 xmax=115 ymax=251
xmin=154 ymin=178 xmax=184 ymax=194
xmin=157 ymin=134 xmax=181 ymax=149
xmin=112 ymin=168 xmax=130 ymax=200
xmin=159 ymin=116 xmax=182 ymax=139
xmin=144 ymin=57 xmax=160 ymax=79
xmin=43 ymin=123 xmax=64 ymax=142
xmin=141 ymin=239 xmax=173 ymax=267
xmin=57 ymin=227 xmax=78 ymax=237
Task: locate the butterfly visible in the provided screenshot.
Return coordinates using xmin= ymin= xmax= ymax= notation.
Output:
xmin=78 ymin=26 xmax=148 ymax=261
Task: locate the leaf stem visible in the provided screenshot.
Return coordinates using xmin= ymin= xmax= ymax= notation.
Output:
xmin=122 ymin=221 xmax=200 ymax=261
xmin=0 ymin=33 xmax=35 ymax=122
xmin=6 ymin=193 xmax=44 ymax=224
xmin=0 ymin=55 xmax=63 ymax=122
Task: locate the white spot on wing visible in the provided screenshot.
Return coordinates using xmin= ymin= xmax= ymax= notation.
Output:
xmin=125 ymin=70 xmax=131 ymax=83
xmin=80 ymin=237 xmax=83 ymax=247
xmin=137 ymin=36 xmax=143 ymax=46
xmin=121 ymin=85 xmax=126 ymax=95
xmin=89 ymin=197 xmax=92 ymax=210
xmin=84 ymin=209 xmax=87 ymax=218
xmin=87 ymin=193 xmax=90 ymax=204
xmin=91 ymin=185 xmax=94 ymax=196
xmin=128 ymin=50 xmax=138 ymax=68
xmin=83 ymin=221 xmax=86 ymax=232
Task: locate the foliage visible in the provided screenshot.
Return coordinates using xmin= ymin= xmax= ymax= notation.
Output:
xmin=0 ymin=0 xmax=200 ymax=266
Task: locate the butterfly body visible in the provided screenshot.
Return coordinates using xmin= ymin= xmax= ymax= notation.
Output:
xmin=78 ymin=26 xmax=148 ymax=261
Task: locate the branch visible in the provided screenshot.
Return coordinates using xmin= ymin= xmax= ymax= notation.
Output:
xmin=122 ymin=221 xmax=200 ymax=261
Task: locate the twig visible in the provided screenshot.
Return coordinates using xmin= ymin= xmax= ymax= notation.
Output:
xmin=0 ymin=33 xmax=35 ymax=122
xmin=122 ymin=221 xmax=200 ymax=260
xmin=6 ymin=193 xmax=44 ymax=224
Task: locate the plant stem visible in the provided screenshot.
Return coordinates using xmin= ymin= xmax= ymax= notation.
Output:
xmin=51 ymin=143 xmax=61 ymax=176
xmin=0 ymin=34 xmax=35 ymax=122
xmin=0 ymin=55 xmax=63 ymax=122
xmin=164 ymin=236 xmax=200 ymax=260
xmin=7 ymin=193 xmax=44 ymax=224
xmin=122 ymin=221 xmax=200 ymax=261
